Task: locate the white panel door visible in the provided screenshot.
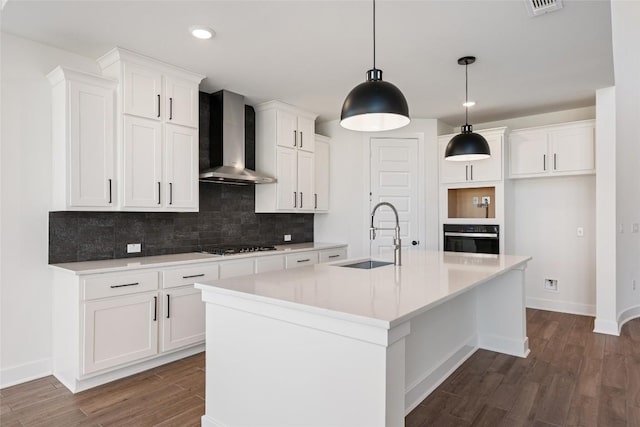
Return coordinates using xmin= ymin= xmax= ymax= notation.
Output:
xmin=297 ymin=150 xmax=315 ymax=212
xmin=123 ymin=116 xmax=163 ymax=208
xmin=83 ymin=292 xmax=158 ymax=374
xmin=509 ymin=130 xmax=549 ymax=177
xmin=438 ymin=136 xmax=469 ymax=184
xmin=297 ymin=116 xmax=315 ymax=152
xmin=370 ymin=138 xmax=419 ymax=256
xmin=160 ymin=287 xmax=205 ymax=352
xmin=123 ymin=62 xmax=162 ymax=120
xmin=276 ymin=147 xmax=298 ymax=210
xmin=276 ymin=110 xmax=298 ymax=148
xmin=164 ymin=124 xmax=198 ymax=209
xmin=68 ymin=80 xmax=115 ymax=207
xmin=469 ymin=132 xmax=502 ymax=182
xmin=314 ymin=138 xmax=329 ymax=211
xmin=549 ymin=125 xmax=595 ymax=174
xmin=164 ymin=76 xmax=199 ymax=128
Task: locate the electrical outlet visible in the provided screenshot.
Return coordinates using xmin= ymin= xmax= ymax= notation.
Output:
xmin=284 ymin=234 xmax=292 ymax=242
xmin=633 ymin=279 xmax=637 ymax=291
xmin=619 ymin=224 xmax=624 ymax=233
xmin=576 ymin=227 xmax=584 ymax=237
xmin=127 ymin=243 xmax=141 ymax=253
xmin=482 ymin=196 xmax=491 ymax=205
xmin=633 ymin=223 xmax=639 ymax=233
xmin=544 ymin=279 xmax=558 ymax=292
xmin=472 ymin=196 xmax=479 ymax=205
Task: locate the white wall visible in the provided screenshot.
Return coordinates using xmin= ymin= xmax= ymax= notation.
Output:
xmin=473 ymin=106 xmax=596 ymax=132
xmin=611 ymin=1 xmax=640 ymax=328
xmin=314 ymin=119 xmax=439 ymax=258
xmin=0 ymin=33 xmax=100 ymax=387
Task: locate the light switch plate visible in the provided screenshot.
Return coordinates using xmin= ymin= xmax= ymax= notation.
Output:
xmin=576 ymin=227 xmax=584 ymax=237
xmin=127 ymin=243 xmax=142 ymax=253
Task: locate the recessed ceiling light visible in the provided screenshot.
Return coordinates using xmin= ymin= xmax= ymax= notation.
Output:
xmin=462 ymin=101 xmax=476 ymax=107
xmin=190 ymin=26 xmax=215 ymax=40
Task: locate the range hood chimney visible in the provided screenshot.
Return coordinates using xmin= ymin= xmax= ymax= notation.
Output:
xmin=199 ymin=90 xmax=275 ymax=185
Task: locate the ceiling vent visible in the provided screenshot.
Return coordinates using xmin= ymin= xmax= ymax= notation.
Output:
xmin=525 ymin=0 xmax=563 ymax=17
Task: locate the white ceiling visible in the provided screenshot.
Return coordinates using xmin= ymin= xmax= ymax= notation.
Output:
xmin=1 ymin=0 xmax=614 ymax=126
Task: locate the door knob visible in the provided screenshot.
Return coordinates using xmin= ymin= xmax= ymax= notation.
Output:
xmin=412 ymin=240 xmax=419 ymax=246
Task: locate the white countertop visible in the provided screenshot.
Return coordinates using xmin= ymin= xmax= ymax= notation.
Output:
xmin=50 ymin=242 xmax=347 ymax=275
xmin=195 ymin=250 xmax=531 ymax=328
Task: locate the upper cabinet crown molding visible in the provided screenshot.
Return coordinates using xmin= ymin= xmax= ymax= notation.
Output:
xmin=254 ymin=100 xmax=319 ymax=121
xmin=47 ymin=66 xmax=118 ymax=88
xmin=96 ymin=47 xmax=205 ymax=84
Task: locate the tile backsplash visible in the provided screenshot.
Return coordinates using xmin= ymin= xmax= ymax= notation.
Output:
xmin=49 ymin=183 xmax=314 ymax=263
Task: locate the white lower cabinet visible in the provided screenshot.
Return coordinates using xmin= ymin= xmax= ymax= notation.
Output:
xmin=255 ymin=255 xmax=285 ymax=273
xmin=319 ymin=247 xmax=347 ymax=263
xmin=219 ymin=258 xmax=256 ymax=278
xmin=285 ymin=251 xmax=319 ymax=269
xmin=160 ymin=286 xmax=205 ymax=352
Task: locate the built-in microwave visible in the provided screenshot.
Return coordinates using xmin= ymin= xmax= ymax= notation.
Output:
xmin=443 ymin=224 xmax=500 ymax=255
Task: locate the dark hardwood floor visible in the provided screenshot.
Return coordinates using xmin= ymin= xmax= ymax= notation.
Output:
xmin=1 ymin=309 xmax=639 ymax=426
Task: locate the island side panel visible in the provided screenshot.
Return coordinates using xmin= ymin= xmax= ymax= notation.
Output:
xmin=201 ymin=301 xmax=403 ymax=427
xmin=403 ymin=290 xmax=477 ymax=413
xmin=475 ymin=267 xmax=529 ymax=357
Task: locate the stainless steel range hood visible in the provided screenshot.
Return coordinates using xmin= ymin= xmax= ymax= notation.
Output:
xmin=199 ymin=90 xmax=275 ymax=185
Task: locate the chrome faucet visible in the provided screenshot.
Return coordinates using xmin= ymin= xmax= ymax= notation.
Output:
xmin=370 ymin=202 xmax=401 ymax=266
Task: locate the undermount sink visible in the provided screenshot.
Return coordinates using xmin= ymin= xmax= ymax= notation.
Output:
xmin=340 ymin=260 xmax=394 ymax=270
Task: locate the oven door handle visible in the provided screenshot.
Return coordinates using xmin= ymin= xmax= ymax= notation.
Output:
xmin=444 ymin=232 xmax=498 ymax=238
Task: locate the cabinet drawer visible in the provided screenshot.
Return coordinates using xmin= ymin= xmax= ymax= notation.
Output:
xmin=219 ymin=258 xmax=255 ymax=279
xmin=83 ymin=271 xmax=159 ymax=300
xmin=319 ymin=247 xmax=347 ymax=263
xmin=255 ymin=255 xmax=285 ymax=274
xmin=162 ymin=264 xmax=219 ymax=289
xmin=285 ymin=251 xmax=318 ymax=269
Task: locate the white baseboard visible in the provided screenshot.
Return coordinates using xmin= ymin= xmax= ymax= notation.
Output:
xmin=478 ymin=334 xmax=530 ymax=358
xmin=617 ymin=305 xmax=640 ymax=334
xmin=594 ymin=318 xmax=620 ymax=336
xmin=202 ymin=415 xmax=228 ymax=427
xmin=404 ymin=337 xmax=477 ymax=414
xmin=0 ymin=358 xmax=52 ymax=389
xmin=526 ymin=297 xmax=595 ymax=316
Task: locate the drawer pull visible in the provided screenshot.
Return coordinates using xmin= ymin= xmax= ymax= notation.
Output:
xmin=297 ymin=258 xmax=311 ymax=263
xmin=110 ymin=282 xmax=139 ymax=289
xmin=166 ymin=294 xmax=171 ymax=319
xmin=182 ymin=273 xmax=205 ymax=279
xmin=153 ymin=296 xmax=157 ymax=321
xmin=328 ymin=254 xmax=341 ymax=259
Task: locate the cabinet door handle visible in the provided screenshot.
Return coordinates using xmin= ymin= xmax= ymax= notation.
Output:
xmin=166 ymin=294 xmax=170 ymax=319
xmin=543 ymin=154 xmax=546 ymax=171
xmin=293 ymin=130 xmax=297 ymax=147
xmin=315 ymin=193 xmax=318 ymax=209
xmin=183 ymin=273 xmax=205 ymax=279
xmin=108 ymin=179 xmax=112 ymax=204
xmin=157 ymin=182 xmax=161 ymax=205
xmin=157 ymin=94 xmax=161 ymax=118
xmin=328 ymin=254 xmax=341 ymax=259
xmin=300 ymin=131 xmax=303 ymax=148
xmin=465 ymin=165 xmax=469 ymax=181
xmin=293 ymin=191 xmax=297 ymax=208
xmin=470 ymin=165 xmax=473 ymax=181
xmin=297 ymin=258 xmax=311 ymax=263
xmin=169 ymin=182 xmax=173 ymax=205
xmin=169 ymin=97 xmax=173 ymax=120
xmin=153 ymin=296 xmax=157 ymax=321
xmin=110 ymin=282 xmax=139 ymax=289
xmin=300 ymin=192 xmax=303 ymax=208
xmin=554 ymin=153 xmax=557 ymax=170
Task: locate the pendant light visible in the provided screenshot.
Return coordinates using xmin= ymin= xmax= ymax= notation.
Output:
xmin=444 ymin=56 xmax=490 ymax=161
xmin=340 ymin=0 xmax=410 ymax=132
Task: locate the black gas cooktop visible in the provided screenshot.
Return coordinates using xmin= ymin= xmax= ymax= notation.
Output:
xmin=200 ymin=245 xmax=277 ymax=256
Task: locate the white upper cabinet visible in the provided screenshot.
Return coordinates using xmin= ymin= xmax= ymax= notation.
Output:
xmin=509 ymin=120 xmax=595 ymax=179
xmin=48 ymin=67 xmax=117 ymax=211
xmin=438 ymin=128 xmax=505 ymax=184
xmin=97 ymin=47 xmax=204 ymax=212
xmin=314 ymin=135 xmax=330 ymax=212
xmin=255 ymin=101 xmax=319 ymax=213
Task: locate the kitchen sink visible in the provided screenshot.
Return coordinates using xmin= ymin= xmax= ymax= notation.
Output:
xmin=340 ymin=260 xmax=394 ymax=269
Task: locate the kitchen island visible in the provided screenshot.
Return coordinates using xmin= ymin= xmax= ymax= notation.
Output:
xmin=195 ymin=250 xmax=531 ymax=427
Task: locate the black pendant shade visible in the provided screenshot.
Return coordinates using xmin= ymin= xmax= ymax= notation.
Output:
xmin=340 ymin=0 xmax=410 ymax=132
xmin=445 ymin=56 xmax=490 ymax=161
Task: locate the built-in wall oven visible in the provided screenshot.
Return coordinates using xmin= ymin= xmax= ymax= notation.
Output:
xmin=443 ymin=224 xmax=500 ymax=254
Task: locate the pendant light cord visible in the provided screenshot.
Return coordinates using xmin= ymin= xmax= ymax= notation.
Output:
xmin=465 ymin=61 xmax=469 ymax=126
xmin=372 ymin=0 xmax=376 ymax=70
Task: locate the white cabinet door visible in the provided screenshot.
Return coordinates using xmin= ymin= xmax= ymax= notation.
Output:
xmin=276 ymin=147 xmax=298 ymax=210
xmin=314 ymin=138 xmax=329 ymax=211
xmin=297 ymin=116 xmax=315 ymax=152
xmin=83 ymin=292 xmax=158 ymax=375
xmin=469 ymin=133 xmax=502 ymax=182
xmin=123 ymin=62 xmax=162 ymax=120
xmin=276 ymin=110 xmax=298 ymax=149
xmin=164 ymin=77 xmax=199 ymax=128
xmin=164 ymin=124 xmax=198 ymax=210
xmin=68 ymin=80 xmax=115 ymax=207
xmin=550 ymin=125 xmax=595 ymax=174
xmin=509 ymin=130 xmax=549 ymax=177
xmin=160 ymin=287 xmax=205 ymax=352
xmin=219 ymin=258 xmax=256 ymax=279
xmin=439 ymin=137 xmax=469 ymax=184
xmin=297 ymin=151 xmax=315 ymax=212
xmin=123 ymin=116 xmax=163 ymax=208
